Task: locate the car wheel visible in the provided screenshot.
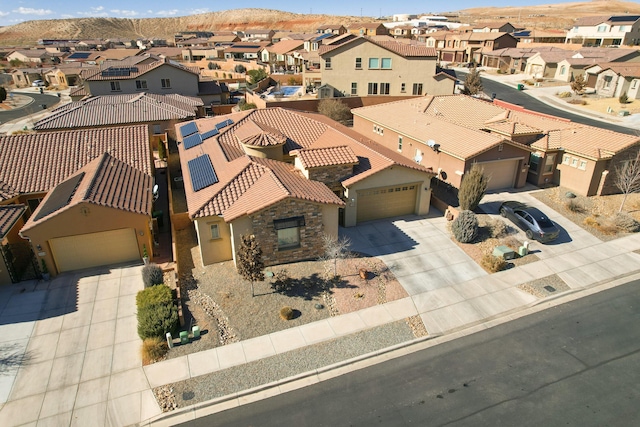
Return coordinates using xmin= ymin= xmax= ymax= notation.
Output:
xmin=500 ymin=208 xmax=507 ymax=217
xmin=525 ymin=230 xmax=534 ymax=240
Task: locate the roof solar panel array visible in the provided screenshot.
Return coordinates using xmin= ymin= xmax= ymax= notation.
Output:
xmin=34 ymin=173 xmax=85 ymax=221
xmin=180 ymin=122 xmax=198 ymax=138
xmin=183 ymin=133 xmax=203 ymax=150
xmin=187 ymin=155 xmax=218 ymax=192
xmin=215 ymin=118 xmax=234 ymax=130
xmin=201 ymin=128 xmax=219 ymax=140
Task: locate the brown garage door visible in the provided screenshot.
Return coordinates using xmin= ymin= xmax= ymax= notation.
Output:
xmin=478 ymin=159 xmax=519 ymax=190
xmin=49 ymin=228 xmax=140 ymax=273
xmin=357 ymin=184 xmax=418 ymax=223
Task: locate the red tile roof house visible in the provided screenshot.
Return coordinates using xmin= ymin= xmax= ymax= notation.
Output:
xmin=0 ymin=204 xmax=28 ymax=285
xmin=0 ymin=125 xmax=155 ymax=278
xmin=352 ymin=95 xmax=640 ymax=196
xmin=176 ymin=108 xmax=435 ymax=267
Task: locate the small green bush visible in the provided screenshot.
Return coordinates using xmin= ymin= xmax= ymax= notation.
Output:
xmin=137 ymin=303 xmax=178 ymax=340
xmin=481 ymin=254 xmax=507 ymax=273
xmin=451 ymin=210 xmax=478 ymax=243
xmin=142 ymin=263 xmax=164 ymax=288
xmin=613 ymin=212 xmax=640 ymax=232
xmin=279 ymin=306 xmax=294 ymax=320
xmin=136 ymin=284 xmax=172 ymax=309
xmin=141 ymin=336 xmax=169 ymax=364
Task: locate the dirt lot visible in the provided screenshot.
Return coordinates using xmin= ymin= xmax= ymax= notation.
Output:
xmin=556 ymin=94 xmax=640 ymax=117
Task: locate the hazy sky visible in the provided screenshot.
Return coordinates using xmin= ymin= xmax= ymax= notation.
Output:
xmin=0 ymin=1 xmax=578 ymax=27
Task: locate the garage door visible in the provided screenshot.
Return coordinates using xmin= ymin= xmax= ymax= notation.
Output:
xmin=478 ymin=159 xmax=518 ymax=190
xmin=357 ymin=184 xmax=418 ymax=223
xmin=49 ymin=228 xmax=140 ymax=273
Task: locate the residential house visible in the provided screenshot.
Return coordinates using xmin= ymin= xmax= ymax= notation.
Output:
xmin=43 ymin=64 xmax=89 ymax=88
xmin=182 ymin=47 xmax=222 ymax=61
xmin=513 ymin=29 xmax=567 ymax=44
xmin=565 ymin=15 xmax=640 ymax=47
xmin=7 ymin=49 xmax=60 ymax=65
xmin=0 ymin=205 xmax=28 ymax=286
xmin=242 ymin=29 xmax=276 ymax=42
xmin=0 ymin=125 xmax=154 ymax=279
xmin=390 ymin=25 xmax=415 ymax=39
xmin=175 ymin=38 xmax=211 ymax=48
xmin=586 ymin=62 xmax=640 ymax=99
xmin=261 ymin=39 xmax=305 ymax=73
xmin=207 ymin=35 xmax=241 ymax=47
xmin=348 ymin=23 xmax=389 ymax=37
xmin=553 ymin=48 xmax=640 ymax=82
xmin=176 ymin=107 xmax=435 ymax=267
xmin=144 ymin=47 xmax=185 ymax=60
xmin=473 ymin=22 xmax=517 ymax=33
xmin=525 ymin=49 xmax=573 ymax=78
xmin=428 ymin=31 xmax=518 ymax=64
xmin=482 ymin=46 xmax=570 ymax=72
xmin=318 ymin=36 xmax=453 ymax=97
xmin=223 ymin=42 xmax=270 ymax=60
xmin=352 ymin=95 xmax=640 ymax=196
xmin=316 ymin=25 xmax=347 ymax=35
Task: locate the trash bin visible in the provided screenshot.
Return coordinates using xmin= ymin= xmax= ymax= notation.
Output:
xmin=152 ymin=210 xmax=163 ymax=227
xmin=517 ymin=84 xmax=524 ymax=91
xmin=39 ymin=87 xmax=43 ymax=94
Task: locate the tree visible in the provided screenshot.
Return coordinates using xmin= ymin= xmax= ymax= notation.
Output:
xmin=320 ymin=234 xmax=351 ymax=279
xmin=247 ymin=68 xmax=268 ymax=85
xmin=317 ymin=99 xmax=352 ymax=125
xmin=461 ymin=67 xmax=483 ymax=96
xmin=236 ymin=234 xmax=264 ymax=297
xmin=615 ymin=150 xmax=640 ymax=212
xmin=238 ymin=100 xmax=257 ymax=110
xmin=458 ymin=163 xmax=488 ymax=211
xmin=619 ymin=92 xmax=629 ymax=104
xmin=9 ymin=59 xmax=23 ymax=67
xmin=570 ymin=74 xmax=586 ymax=95
xmin=0 ymin=87 xmax=7 ymax=103
xmin=234 ymin=64 xmax=246 ymax=73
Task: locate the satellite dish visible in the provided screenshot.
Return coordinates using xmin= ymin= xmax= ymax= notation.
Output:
xmin=414 ymin=154 xmax=423 ymax=164
xmin=427 ymin=139 xmax=436 ymax=148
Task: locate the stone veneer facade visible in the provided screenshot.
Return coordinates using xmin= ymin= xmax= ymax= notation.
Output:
xmin=307 ymin=164 xmax=354 ymax=191
xmin=250 ymin=198 xmax=325 ymax=266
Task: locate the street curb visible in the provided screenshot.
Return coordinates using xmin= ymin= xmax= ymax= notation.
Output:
xmin=140 ymin=270 xmax=640 ymax=426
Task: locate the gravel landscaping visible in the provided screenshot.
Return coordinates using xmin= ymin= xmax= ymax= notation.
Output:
xmin=518 ymin=274 xmax=571 ymax=298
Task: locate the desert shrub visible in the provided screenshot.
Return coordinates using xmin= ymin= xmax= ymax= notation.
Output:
xmin=557 ymin=91 xmax=572 ymax=98
xmin=619 ymin=92 xmax=629 ymax=104
xmin=451 ymin=210 xmax=478 ymax=243
xmin=524 ymin=80 xmax=535 ymax=86
xmin=458 ymin=163 xmax=488 ymax=211
xmin=567 ymin=99 xmax=587 ymax=105
xmin=486 ymin=217 xmax=509 ymax=238
xmin=583 ymin=216 xmax=599 ymax=227
xmin=612 ymin=212 xmax=640 ymax=232
xmin=565 ymin=199 xmax=585 ymax=213
xmin=596 ymin=222 xmax=618 ymax=235
xmin=481 ymin=254 xmax=507 ymax=273
xmin=137 ymin=284 xmax=173 ymax=309
xmin=137 ymin=303 xmax=179 ymax=340
xmin=272 ymin=269 xmax=294 ymax=292
xmin=279 ymin=306 xmax=294 ymax=320
xmin=142 ymin=263 xmax=164 ymax=288
xmin=141 ymin=337 xmax=169 ymax=364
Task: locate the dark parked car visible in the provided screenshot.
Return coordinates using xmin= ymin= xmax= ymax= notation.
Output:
xmin=499 ymin=201 xmax=560 ymax=243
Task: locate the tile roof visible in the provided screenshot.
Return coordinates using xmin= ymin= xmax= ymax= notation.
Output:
xmin=532 ymin=127 xmax=639 ymax=160
xmin=34 ymin=93 xmax=201 ymax=130
xmin=293 ymin=145 xmax=359 ymax=169
xmin=234 ymin=120 xmax=288 ymax=147
xmin=84 ymin=58 xmax=199 ymax=81
xmin=266 ymin=39 xmax=304 ymax=55
xmin=0 ymin=181 xmax=19 ymax=203
xmin=0 ymin=125 xmax=151 ymax=196
xmin=0 ymin=205 xmax=26 ymax=239
xmin=599 ymin=62 xmax=640 ymax=78
xmin=320 ymin=36 xmax=436 ymax=57
xmin=177 ymin=108 xmax=434 ymax=220
xmin=573 ymin=15 xmax=610 ymax=26
xmin=22 ymin=152 xmax=152 ymax=232
xmin=69 ymin=86 xmax=89 ymax=98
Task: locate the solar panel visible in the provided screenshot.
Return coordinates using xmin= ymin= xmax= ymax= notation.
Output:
xmin=188 ymin=155 xmax=218 ymax=192
xmin=180 ymin=122 xmax=198 ymax=138
xmin=100 ymin=66 xmax=139 ymax=77
xmin=215 ymin=118 xmax=234 ymax=130
xmin=34 ymin=173 xmax=85 ymax=221
xmin=201 ymin=128 xmax=219 ymax=140
xmin=183 ymin=132 xmax=202 ymax=150
xmin=69 ymin=52 xmax=91 ymax=59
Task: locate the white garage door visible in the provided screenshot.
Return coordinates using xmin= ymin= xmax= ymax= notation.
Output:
xmin=357 ymin=184 xmax=418 ymax=223
xmin=50 ymin=228 xmax=140 ymax=273
xmin=478 ymin=159 xmax=519 ymax=190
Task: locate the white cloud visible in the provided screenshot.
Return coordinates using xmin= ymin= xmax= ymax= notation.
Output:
xmin=156 ymin=10 xmax=179 ymax=17
xmin=189 ymin=9 xmax=209 ymax=15
xmin=0 ymin=11 xmax=10 ymax=17
xmin=12 ymin=7 xmax=53 ymax=16
xmin=110 ymin=9 xmax=139 ymax=17
xmin=93 ymin=6 xmax=104 ymax=12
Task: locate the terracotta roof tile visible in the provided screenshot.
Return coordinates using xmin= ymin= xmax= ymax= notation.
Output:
xmin=294 ymin=145 xmax=359 ymax=169
xmin=0 ymin=204 xmax=26 ymax=238
xmin=532 ymin=127 xmax=639 ymax=160
xmin=266 ymin=39 xmax=305 ymax=55
xmin=0 ymin=125 xmax=151 ymax=196
xmin=234 ymin=120 xmax=288 ymax=147
xmin=0 ymin=180 xmax=19 ymax=203
xmin=34 ymin=93 xmax=200 ymax=130
xmin=84 ymin=59 xmax=199 ymax=81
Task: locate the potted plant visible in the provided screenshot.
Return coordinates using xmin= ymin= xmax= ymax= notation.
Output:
xmin=41 ymin=259 xmax=50 ymax=281
xmin=142 ymin=244 xmax=149 ymax=265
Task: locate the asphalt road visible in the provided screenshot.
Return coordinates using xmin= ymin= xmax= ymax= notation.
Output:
xmin=456 ymin=71 xmax=637 ymax=135
xmin=181 ymin=279 xmax=640 ymax=426
xmin=0 ymin=91 xmax=61 ymax=123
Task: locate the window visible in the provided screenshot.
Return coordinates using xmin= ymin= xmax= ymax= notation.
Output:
xmin=544 ymin=154 xmax=556 ymax=173
xmin=274 ymin=216 xmax=305 ymax=250
xmin=562 ymin=154 xmax=571 ymax=165
xmin=498 ymin=143 xmax=503 ymax=152
xmin=351 ymin=82 xmax=357 ymax=95
xmin=381 ymin=58 xmax=392 ymax=69
xmin=398 ymin=136 xmax=403 ymax=151
xmin=604 ymin=75 xmax=612 ymax=88
xmin=27 ymin=198 xmax=42 ymax=214
xmin=529 ymin=153 xmax=541 ymax=173
xmin=209 ymin=223 xmax=220 ymax=239
xmin=571 ymin=158 xmax=578 ymax=168
xmin=597 ymin=25 xmax=607 ymax=33
xmin=153 ymin=124 xmax=162 ymax=134
xmin=355 ymin=57 xmax=362 ymax=69
xmin=632 ymin=80 xmax=638 ymax=90
xmin=560 ymin=66 xmax=566 ymax=75
xmin=412 ymin=83 xmax=423 ymax=95
xmin=325 ymin=57 xmax=332 ymax=69
xmin=619 ymin=25 xmax=627 ymax=32
xmin=161 ymin=78 xmax=171 ymax=88
xmin=380 ymin=82 xmax=390 ymax=95
xmin=401 ymin=83 xmax=406 ymax=93
xmin=110 ymin=81 xmax=121 ymax=91
xmin=135 ymin=80 xmax=147 ymax=90
xmin=368 ymin=58 xmax=379 ymax=69
xmin=368 ymin=82 xmax=378 ymax=95
xmin=514 ymin=59 xmax=519 ymax=66
xmin=578 ymin=160 xmax=587 ymax=170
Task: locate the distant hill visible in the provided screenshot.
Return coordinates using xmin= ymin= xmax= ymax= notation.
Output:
xmin=1 ymin=2 xmax=640 ymax=46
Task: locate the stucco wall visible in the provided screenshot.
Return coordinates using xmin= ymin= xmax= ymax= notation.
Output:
xmin=87 ymin=65 xmax=199 ymax=97
xmin=20 ymin=203 xmax=151 ymax=276
xmin=195 ymin=217 xmax=233 ymax=266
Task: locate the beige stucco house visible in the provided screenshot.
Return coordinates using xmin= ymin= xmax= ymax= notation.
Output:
xmin=0 ymin=205 xmax=28 ymax=285
xmin=177 ymin=108 xmax=435 ymax=267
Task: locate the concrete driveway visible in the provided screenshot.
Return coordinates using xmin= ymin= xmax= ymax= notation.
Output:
xmin=0 ymin=264 xmax=161 ymax=426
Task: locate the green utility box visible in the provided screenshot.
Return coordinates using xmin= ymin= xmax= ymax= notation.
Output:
xmin=180 ymin=331 xmax=189 ymax=344
xmin=192 ymin=326 xmax=200 ymax=338
xmin=493 ymin=245 xmax=516 ymax=260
